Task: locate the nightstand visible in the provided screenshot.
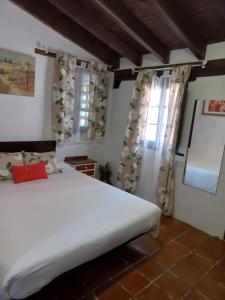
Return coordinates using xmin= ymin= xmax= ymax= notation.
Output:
xmin=65 ymin=156 xmax=97 ymax=178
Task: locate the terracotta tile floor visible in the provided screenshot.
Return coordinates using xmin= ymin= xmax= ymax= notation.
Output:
xmin=26 ymin=216 xmax=225 ymax=300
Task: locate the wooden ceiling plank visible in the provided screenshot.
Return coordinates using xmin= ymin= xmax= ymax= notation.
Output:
xmin=150 ymin=0 xmax=206 ymax=59
xmin=215 ymin=0 xmax=225 ymax=19
xmin=48 ymin=0 xmax=142 ymax=66
xmin=10 ymin=0 xmax=120 ymax=68
xmin=93 ymin=0 xmax=170 ymax=63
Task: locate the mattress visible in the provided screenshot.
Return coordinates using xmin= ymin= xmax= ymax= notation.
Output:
xmin=184 ymin=153 xmax=221 ymax=193
xmin=0 ymin=164 xmax=161 ymax=300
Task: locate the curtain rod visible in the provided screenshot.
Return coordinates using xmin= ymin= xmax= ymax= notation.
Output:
xmin=115 ymin=60 xmax=208 ymax=73
xmin=34 ymin=48 xmax=90 ymax=64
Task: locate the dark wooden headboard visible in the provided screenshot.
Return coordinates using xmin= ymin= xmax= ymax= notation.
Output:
xmin=0 ymin=140 xmax=56 ymax=153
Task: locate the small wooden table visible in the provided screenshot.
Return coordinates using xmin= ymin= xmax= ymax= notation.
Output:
xmin=65 ymin=156 xmax=97 ymax=178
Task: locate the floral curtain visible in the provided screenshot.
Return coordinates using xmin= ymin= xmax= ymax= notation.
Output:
xmin=53 ymin=52 xmax=76 ymax=143
xmin=157 ymin=65 xmax=191 ymax=215
xmin=117 ymin=70 xmax=155 ymax=193
xmin=87 ymin=61 xmax=109 ymax=140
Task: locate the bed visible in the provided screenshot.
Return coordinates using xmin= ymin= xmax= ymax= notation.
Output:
xmin=184 ymin=152 xmax=222 ymax=193
xmin=0 ymin=141 xmax=161 ymax=300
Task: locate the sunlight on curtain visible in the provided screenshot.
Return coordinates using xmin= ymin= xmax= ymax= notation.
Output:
xmin=136 ymin=73 xmax=170 ymax=203
xmin=157 ymin=65 xmax=191 ymax=215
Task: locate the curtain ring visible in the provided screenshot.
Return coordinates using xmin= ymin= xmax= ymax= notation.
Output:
xmin=202 ymin=60 xmax=208 ymax=69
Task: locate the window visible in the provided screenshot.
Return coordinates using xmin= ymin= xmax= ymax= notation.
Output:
xmin=73 ymin=66 xmax=90 ymax=135
xmin=145 ymin=74 xmax=170 ymax=149
xmin=79 ymin=74 xmax=90 ymax=131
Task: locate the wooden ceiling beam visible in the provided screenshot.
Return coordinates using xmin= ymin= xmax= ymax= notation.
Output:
xmin=93 ymin=0 xmax=170 ymax=64
xmin=10 ymin=0 xmax=120 ymax=68
xmin=48 ymin=0 xmax=142 ymax=66
xmin=215 ymin=0 xmax=225 ymax=19
xmin=150 ymin=0 xmax=206 ymax=59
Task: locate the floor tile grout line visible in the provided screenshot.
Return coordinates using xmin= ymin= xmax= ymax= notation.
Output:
xmin=79 ymin=228 xmax=219 ymax=299
xmin=113 ymin=228 xmax=212 ymax=299
xmin=46 ymin=220 xmax=225 ymax=300
xmin=90 ymin=256 xmax=148 ymax=295
xmin=194 ymin=288 xmax=211 ymax=300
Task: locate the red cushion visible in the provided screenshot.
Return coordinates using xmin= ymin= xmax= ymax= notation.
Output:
xmin=12 ymin=163 xmax=48 ymax=184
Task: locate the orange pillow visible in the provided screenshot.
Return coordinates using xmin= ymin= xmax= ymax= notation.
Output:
xmin=12 ymin=162 xmax=48 ymax=184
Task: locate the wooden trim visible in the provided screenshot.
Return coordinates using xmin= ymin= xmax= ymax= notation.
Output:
xmin=150 ymin=0 xmax=206 ymax=59
xmin=113 ymin=58 xmax=225 ymax=88
xmin=188 ymin=100 xmax=198 ymax=148
xmin=93 ymin=0 xmax=170 ymax=63
xmin=35 ymin=48 xmax=56 ymax=59
xmin=175 ymin=81 xmax=189 ymax=155
xmin=35 ymin=48 xmax=89 ymax=64
xmin=0 ymin=140 xmax=56 ymax=153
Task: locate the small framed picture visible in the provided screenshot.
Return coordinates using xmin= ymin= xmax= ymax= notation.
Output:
xmin=202 ymin=100 xmax=225 ymax=116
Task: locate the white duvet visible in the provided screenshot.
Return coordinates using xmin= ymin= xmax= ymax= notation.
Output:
xmin=0 ymin=165 xmax=161 ymax=300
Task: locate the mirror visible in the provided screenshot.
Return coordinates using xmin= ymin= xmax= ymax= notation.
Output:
xmin=183 ymin=99 xmax=225 ymax=194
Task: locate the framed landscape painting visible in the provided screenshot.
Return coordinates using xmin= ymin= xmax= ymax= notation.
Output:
xmin=0 ymin=48 xmax=35 ymax=97
xmin=202 ymin=100 xmax=225 ymax=116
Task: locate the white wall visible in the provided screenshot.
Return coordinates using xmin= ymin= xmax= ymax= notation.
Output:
xmin=108 ymin=42 xmax=225 ymax=238
xmin=173 ymin=44 xmax=225 ymax=238
xmin=188 ymin=100 xmax=225 ymax=157
xmin=0 ymin=0 xmax=110 ymax=164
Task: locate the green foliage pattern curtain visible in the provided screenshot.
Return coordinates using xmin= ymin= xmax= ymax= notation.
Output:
xmin=117 ymin=70 xmax=155 ymax=193
xmin=87 ymin=61 xmax=109 ymax=140
xmin=53 ymin=52 xmax=76 ymax=143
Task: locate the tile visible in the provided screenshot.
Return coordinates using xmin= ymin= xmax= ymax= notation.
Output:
xmin=155 ymin=226 xmax=175 ymax=245
xmin=117 ymin=244 xmax=146 ymax=264
xmin=130 ymin=234 xmax=162 ymax=256
xmin=164 ymin=241 xmax=190 ymax=260
xmin=138 ymin=260 xmax=164 ymax=281
xmin=168 ymin=220 xmax=191 ymax=236
xmin=99 ymin=253 xmax=129 ymax=276
xmin=119 ymin=269 xmax=149 ymax=295
xmin=26 ymin=289 xmax=56 ymax=300
xmin=82 ymin=293 xmax=96 ymax=300
xmin=184 ymin=289 xmax=208 ymax=300
xmin=155 ymin=272 xmax=189 ymax=300
xmin=153 ymin=241 xmax=189 ymax=268
xmin=94 ymin=281 xmax=130 ymax=300
xmin=172 ymin=253 xmax=211 ymax=285
xmin=136 ymin=284 xmax=171 ymax=300
xmin=196 ymin=237 xmax=225 ymax=263
xmin=26 ymin=217 xmax=225 ymax=300
xmin=196 ymin=274 xmax=225 ymax=300
xmin=51 ymin=273 xmax=89 ymax=300
xmin=160 ymin=215 xmax=175 ymax=227
xmin=77 ymin=260 xmax=111 ymax=290
xmin=153 ymin=249 xmax=177 ymax=268
xmin=207 ymin=263 xmax=225 ymax=286
xmin=176 ymin=228 xmax=210 ymax=250
xmin=155 ymin=220 xmax=190 ymax=246
xmin=80 ymin=266 xmax=111 ymax=290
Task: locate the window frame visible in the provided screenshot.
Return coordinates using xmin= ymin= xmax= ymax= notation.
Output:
xmin=145 ymin=74 xmax=171 ymax=150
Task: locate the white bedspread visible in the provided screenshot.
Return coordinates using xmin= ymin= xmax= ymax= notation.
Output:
xmin=0 ymin=166 xmax=160 ymax=300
